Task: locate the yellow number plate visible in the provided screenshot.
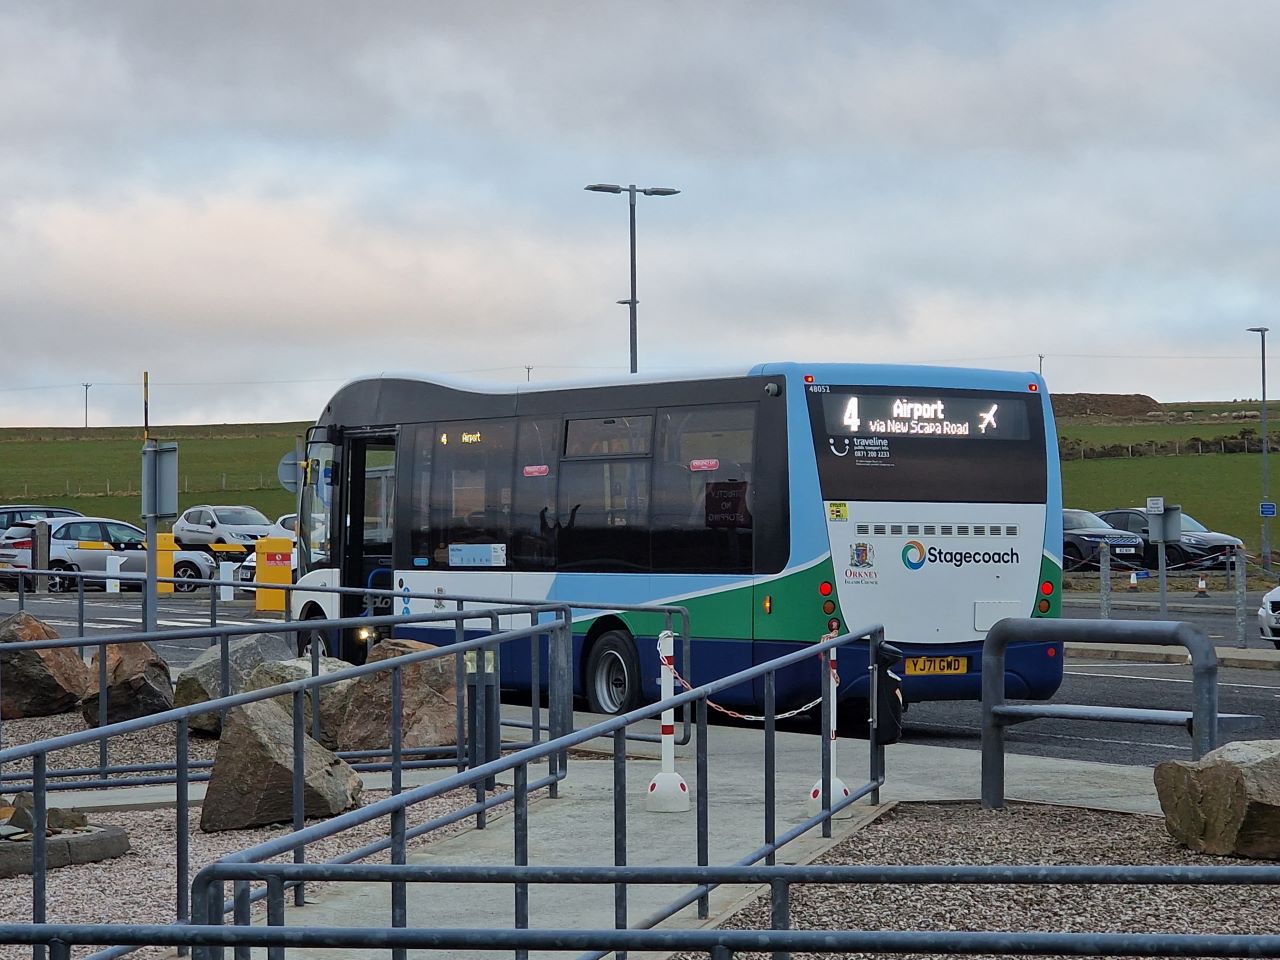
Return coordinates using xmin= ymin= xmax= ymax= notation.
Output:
xmin=905 ymin=656 xmax=968 ymax=676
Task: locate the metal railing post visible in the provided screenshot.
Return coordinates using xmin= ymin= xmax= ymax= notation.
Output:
xmin=1236 ymin=547 xmax=1248 ymax=649
xmin=265 ymin=876 xmax=285 ymax=960
xmin=291 ymin=690 xmax=306 ymax=907
xmin=770 ymin=878 xmax=792 ymax=960
xmin=980 ymin=630 xmax=1008 ymax=810
xmin=514 ymin=762 xmax=529 ymax=960
xmin=177 ymin=717 xmax=190 ymax=955
xmin=390 ymin=666 xmax=406 ymax=960
xmin=76 ymin=575 xmax=85 ymax=650
xmin=613 ymin=727 xmax=628 ymax=960
xmin=869 ymin=628 xmax=885 ymax=804
xmin=696 ymin=698 xmax=709 ymax=919
xmin=819 ymin=649 xmax=832 ymax=837
xmin=764 ymin=672 xmax=776 ymax=866
xmin=1099 ymin=542 xmax=1112 ymax=620
xmin=232 ymin=880 xmax=250 ymax=960
xmin=97 ymin=640 xmax=108 ymax=776
xmin=32 ymin=752 xmax=47 ymax=960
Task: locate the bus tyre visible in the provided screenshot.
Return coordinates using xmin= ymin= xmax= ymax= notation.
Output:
xmin=586 ymin=630 xmax=642 ymax=715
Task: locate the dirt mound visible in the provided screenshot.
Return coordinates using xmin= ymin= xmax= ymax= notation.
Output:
xmin=1052 ymin=393 xmax=1161 ymax=418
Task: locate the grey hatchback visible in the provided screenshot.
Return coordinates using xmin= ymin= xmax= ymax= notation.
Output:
xmin=0 ymin=505 xmax=83 ymax=531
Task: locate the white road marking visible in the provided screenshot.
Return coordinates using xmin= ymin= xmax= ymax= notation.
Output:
xmin=1066 ymin=669 xmax=1280 ymax=691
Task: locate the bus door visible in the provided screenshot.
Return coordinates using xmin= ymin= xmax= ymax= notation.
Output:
xmin=340 ymin=432 xmax=399 ymax=649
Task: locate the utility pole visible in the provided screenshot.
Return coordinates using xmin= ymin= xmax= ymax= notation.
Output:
xmin=82 ymin=383 xmax=92 ymax=428
xmin=525 ymin=365 xmax=532 ymax=382
xmin=1038 ymin=355 xmax=1044 ymax=376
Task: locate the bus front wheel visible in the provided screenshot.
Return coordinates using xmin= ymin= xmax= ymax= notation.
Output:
xmin=585 ymin=630 xmax=642 ymax=715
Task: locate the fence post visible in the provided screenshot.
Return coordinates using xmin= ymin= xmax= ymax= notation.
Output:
xmin=1236 ymin=547 xmax=1248 ymax=649
xmin=1099 ymin=542 xmax=1111 ymax=620
xmin=646 ymin=629 xmax=689 ymax=812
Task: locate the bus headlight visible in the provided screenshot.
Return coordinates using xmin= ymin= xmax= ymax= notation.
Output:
xmin=355 ymin=627 xmax=375 ymax=645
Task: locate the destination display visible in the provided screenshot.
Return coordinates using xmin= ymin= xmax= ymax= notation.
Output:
xmin=815 ymin=391 xmax=1030 ymax=441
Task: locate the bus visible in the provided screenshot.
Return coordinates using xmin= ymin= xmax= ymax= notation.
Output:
xmin=291 ymin=363 xmax=1064 ymax=721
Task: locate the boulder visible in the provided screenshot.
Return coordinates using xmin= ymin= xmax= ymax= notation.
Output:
xmin=0 ymin=613 xmax=90 ymax=718
xmin=200 ymin=699 xmax=362 ymax=831
xmin=245 ymin=656 xmax=355 ymax=750
xmin=8 ymin=793 xmax=88 ymax=833
xmin=79 ymin=642 xmax=173 ymax=726
xmin=173 ymin=633 xmax=295 ymax=734
xmin=1154 ymin=739 xmax=1280 ymax=859
xmin=332 ymin=638 xmax=460 ymax=752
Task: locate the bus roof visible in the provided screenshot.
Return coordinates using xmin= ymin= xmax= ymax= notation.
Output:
xmin=335 ymin=362 xmax=1044 ymax=396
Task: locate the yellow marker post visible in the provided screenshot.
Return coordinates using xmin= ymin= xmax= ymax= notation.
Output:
xmin=154 ymin=533 xmax=177 ymax=594
xmin=255 ymin=536 xmax=294 ymax=614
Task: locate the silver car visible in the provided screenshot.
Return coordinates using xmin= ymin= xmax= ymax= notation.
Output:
xmin=1256 ymin=585 xmax=1280 ymax=650
xmin=172 ymin=505 xmax=273 ymax=547
xmin=0 ymin=516 xmax=216 ymax=592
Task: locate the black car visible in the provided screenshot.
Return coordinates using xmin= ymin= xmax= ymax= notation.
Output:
xmin=1096 ymin=508 xmax=1243 ymax=570
xmin=1062 ymin=509 xmax=1145 ymax=571
xmin=0 ymin=504 xmax=83 ymax=531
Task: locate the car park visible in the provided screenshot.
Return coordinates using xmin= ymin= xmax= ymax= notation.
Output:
xmin=0 ymin=516 xmax=216 ymax=592
xmin=0 ymin=505 xmax=83 ymax=530
xmin=172 ymin=505 xmax=273 ymax=547
xmin=1061 ymin=509 xmax=1145 ymax=571
xmin=1256 ymin=585 xmax=1280 ymax=649
xmin=1095 ymin=508 xmax=1244 ymax=569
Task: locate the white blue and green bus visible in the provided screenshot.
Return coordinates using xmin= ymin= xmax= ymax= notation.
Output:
xmin=291 ymin=363 xmax=1064 ymax=720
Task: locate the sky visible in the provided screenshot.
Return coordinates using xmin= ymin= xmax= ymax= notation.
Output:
xmin=3 ymin=0 xmax=1279 ymax=427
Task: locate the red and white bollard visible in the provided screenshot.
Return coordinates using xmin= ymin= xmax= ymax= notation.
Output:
xmin=646 ymin=629 xmax=690 ymax=812
xmin=806 ymin=643 xmax=852 ymax=819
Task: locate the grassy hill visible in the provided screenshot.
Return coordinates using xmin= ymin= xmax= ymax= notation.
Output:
xmin=0 ymin=422 xmax=308 ymax=528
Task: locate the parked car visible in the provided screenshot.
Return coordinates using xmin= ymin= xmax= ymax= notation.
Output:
xmin=1061 ymin=509 xmax=1145 ymax=571
xmin=0 ymin=505 xmax=83 ymax=530
xmin=269 ymin=513 xmax=298 ymax=541
xmin=1256 ymin=585 xmax=1280 ymax=649
xmin=1095 ymin=508 xmax=1244 ymax=570
xmin=172 ymin=505 xmax=273 ymax=547
xmin=0 ymin=516 xmax=216 ymax=592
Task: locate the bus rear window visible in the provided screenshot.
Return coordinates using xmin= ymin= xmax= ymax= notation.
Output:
xmin=807 ymin=386 xmax=1047 ymax=504
xmin=565 ymin=416 xmax=652 ymax=457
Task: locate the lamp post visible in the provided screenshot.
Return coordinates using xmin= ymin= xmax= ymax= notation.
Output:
xmin=82 ymin=382 xmax=92 ymax=429
xmin=584 ymin=183 xmax=680 ymax=374
xmin=1248 ymin=326 xmax=1271 ymax=570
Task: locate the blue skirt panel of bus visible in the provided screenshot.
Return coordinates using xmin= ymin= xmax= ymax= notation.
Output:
xmin=751 ymin=638 xmax=1065 ymax=706
xmin=392 ymin=624 xmax=759 ymax=709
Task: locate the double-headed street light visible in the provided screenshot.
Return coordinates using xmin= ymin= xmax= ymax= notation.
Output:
xmin=1248 ymin=326 xmax=1271 ymax=570
xmin=585 ymin=183 xmax=681 ymax=374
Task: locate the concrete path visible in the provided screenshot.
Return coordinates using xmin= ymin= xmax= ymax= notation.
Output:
xmin=246 ymin=714 xmax=1162 ymax=960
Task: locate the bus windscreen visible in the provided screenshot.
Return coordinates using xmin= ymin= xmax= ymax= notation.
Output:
xmin=807 ymin=385 xmax=1046 ymax=503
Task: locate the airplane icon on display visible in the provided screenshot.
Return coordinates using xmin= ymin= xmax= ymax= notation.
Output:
xmin=978 ymin=404 xmax=998 ymax=434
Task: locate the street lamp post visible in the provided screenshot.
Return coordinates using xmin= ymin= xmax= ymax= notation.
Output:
xmin=584 ymin=183 xmax=680 ymax=374
xmin=1248 ymin=326 xmax=1271 ymax=570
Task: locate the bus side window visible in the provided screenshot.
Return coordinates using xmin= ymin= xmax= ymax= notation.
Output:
xmin=429 ymin=419 xmax=516 ymax=568
xmin=652 ymin=404 xmax=756 ymax=573
xmin=557 ymin=459 xmax=651 ymax=571
xmin=511 ymin=417 xmax=562 ymax=570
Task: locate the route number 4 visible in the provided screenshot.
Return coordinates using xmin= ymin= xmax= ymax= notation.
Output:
xmin=842 ymin=397 xmax=860 ymax=432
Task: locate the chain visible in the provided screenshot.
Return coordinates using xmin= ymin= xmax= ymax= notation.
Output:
xmin=660 ymin=635 xmax=837 ymax=723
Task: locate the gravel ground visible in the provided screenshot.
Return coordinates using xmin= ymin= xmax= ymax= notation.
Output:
xmin=675 ymin=802 xmax=1275 ymax=960
xmin=0 ymin=717 xmax=484 ymax=959
xmin=0 ymin=713 xmax=221 ymax=785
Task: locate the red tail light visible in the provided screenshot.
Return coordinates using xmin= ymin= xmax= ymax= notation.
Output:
xmin=11 ymin=539 xmax=31 ymax=549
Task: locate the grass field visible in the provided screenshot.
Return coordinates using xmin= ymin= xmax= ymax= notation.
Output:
xmin=1 ymin=416 xmax=1272 ymax=551
xmin=0 ymin=422 xmax=308 ymax=530
xmin=1062 ymin=452 xmax=1266 ymax=550
xmin=1058 ymin=421 xmax=1268 ymax=445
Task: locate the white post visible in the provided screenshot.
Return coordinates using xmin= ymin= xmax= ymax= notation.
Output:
xmin=104 ymin=555 xmax=123 ymax=594
xmin=218 ymin=561 xmax=236 ymax=601
xmin=645 ymin=629 xmax=690 ymax=812
xmin=807 ymin=642 xmax=852 ymax=818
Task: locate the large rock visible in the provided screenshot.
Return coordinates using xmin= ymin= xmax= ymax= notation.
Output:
xmin=245 ymin=656 xmax=355 ymax=750
xmin=79 ymin=642 xmax=174 ymax=726
xmin=1154 ymin=739 xmax=1280 ymax=859
xmin=333 ymin=638 xmax=460 ymax=752
xmin=0 ymin=613 xmax=90 ymax=718
xmin=173 ymin=633 xmax=295 ymax=733
xmin=200 ymin=699 xmax=362 ymax=831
